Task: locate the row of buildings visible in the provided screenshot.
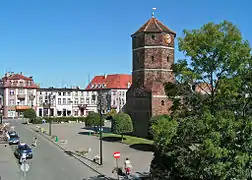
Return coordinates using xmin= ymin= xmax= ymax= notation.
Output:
xmin=0 ymin=72 xmax=132 ymax=119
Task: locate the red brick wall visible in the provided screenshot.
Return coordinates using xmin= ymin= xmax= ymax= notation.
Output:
xmin=127 ymin=30 xmax=175 ymax=137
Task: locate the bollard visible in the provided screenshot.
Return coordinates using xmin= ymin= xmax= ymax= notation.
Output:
xmin=55 ymin=136 xmax=59 ymax=142
xmin=41 ymin=128 xmax=44 ymax=133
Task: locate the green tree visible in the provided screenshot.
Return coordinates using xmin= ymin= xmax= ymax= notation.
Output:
xmin=151 ymin=111 xmax=252 ymax=179
xmin=148 ymin=114 xmax=171 ymax=139
xmin=166 ymin=20 xmax=251 ymax=117
xmin=112 ymin=113 xmax=133 ymax=141
xmin=151 ymin=21 xmax=252 ymax=179
xmin=85 ymin=112 xmax=104 ymax=132
xmin=23 ymin=108 xmax=36 ymax=119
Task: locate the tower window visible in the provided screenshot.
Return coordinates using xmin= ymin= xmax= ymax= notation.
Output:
xmin=167 ymin=56 xmax=169 ymax=62
xmin=151 ymin=56 xmax=154 ymax=62
xmin=151 ymin=35 xmax=156 ymax=40
xmin=161 ymin=100 xmax=165 ymax=106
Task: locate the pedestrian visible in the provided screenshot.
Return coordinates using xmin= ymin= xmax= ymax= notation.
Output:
xmin=124 ymin=158 xmax=132 ymax=175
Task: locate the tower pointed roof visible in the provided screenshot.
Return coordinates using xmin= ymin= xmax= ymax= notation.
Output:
xmin=132 ymin=17 xmax=176 ymax=36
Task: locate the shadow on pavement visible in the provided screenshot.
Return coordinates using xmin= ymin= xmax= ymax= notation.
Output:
xmin=129 ymin=143 xmax=155 ymax=152
xmin=78 ymin=131 xmax=95 ymax=136
xmin=102 ymin=136 xmax=125 ymax=142
xmin=81 ymin=127 xmax=111 ymax=133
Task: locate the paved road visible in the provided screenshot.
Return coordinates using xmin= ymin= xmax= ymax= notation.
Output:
xmin=0 ymin=144 xmax=20 ymax=180
xmin=6 ymin=119 xmax=99 ymax=180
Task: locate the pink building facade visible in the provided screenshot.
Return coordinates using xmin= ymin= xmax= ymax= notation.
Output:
xmin=0 ymin=72 xmax=38 ymax=118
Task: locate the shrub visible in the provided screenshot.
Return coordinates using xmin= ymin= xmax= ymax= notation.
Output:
xmin=29 ymin=117 xmax=43 ymax=124
xmin=85 ymin=112 xmax=104 ymax=131
xmin=112 ymin=113 xmax=133 ymax=141
xmin=23 ymin=108 xmax=36 ymax=119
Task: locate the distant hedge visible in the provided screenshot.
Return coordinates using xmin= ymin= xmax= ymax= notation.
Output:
xmin=43 ymin=116 xmax=86 ymax=123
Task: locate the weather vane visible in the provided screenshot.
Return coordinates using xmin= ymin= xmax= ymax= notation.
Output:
xmin=152 ymin=8 xmax=157 ymax=17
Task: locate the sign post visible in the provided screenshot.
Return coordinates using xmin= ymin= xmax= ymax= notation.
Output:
xmin=113 ymin=152 xmax=120 ymax=180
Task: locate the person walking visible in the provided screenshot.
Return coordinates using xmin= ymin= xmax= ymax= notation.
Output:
xmin=124 ymin=158 xmax=132 ymax=175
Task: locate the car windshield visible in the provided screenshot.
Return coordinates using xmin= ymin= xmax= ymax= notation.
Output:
xmin=10 ymin=134 xmax=19 ymax=138
xmin=19 ymin=145 xmax=30 ymax=150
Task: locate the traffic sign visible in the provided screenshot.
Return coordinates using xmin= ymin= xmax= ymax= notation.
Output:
xmin=113 ymin=152 xmax=120 ymax=159
xmin=20 ymin=163 xmax=30 ymax=172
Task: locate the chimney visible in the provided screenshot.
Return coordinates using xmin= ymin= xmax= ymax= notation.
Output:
xmin=104 ymin=74 xmax=107 ymax=79
xmin=20 ymin=72 xmax=23 ymax=75
xmin=29 ymin=76 xmax=33 ymax=79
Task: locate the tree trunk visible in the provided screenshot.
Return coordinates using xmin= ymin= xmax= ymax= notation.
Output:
xmin=121 ymin=134 xmax=123 ymax=142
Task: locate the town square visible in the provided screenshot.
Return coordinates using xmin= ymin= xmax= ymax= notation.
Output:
xmin=0 ymin=0 xmax=251 ymax=179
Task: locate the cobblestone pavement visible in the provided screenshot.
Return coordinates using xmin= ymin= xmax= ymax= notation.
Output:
xmin=28 ymin=122 xmax=153 ymax=179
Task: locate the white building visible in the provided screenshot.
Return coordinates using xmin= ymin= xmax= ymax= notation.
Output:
xmin=85 ymin=74 xmax=132 ymax=113
xmin=36 ymin=87 xmax=98 ymax=117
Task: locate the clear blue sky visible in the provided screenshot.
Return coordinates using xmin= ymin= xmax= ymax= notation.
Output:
xmin=0 ymin=0 xmax=251 ymax=88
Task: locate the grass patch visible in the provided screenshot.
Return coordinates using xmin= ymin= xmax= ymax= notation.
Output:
xmin=102 ymin=133 xmax=153 ymax=145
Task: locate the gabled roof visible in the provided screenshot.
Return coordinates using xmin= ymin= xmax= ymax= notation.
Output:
xmin=85 ymin=74 xmax=132 ymax=90
xmin=7 ymin=74 xmax=33 ymax=81
xmin=132 ymin=17 xmax=176 ymax=36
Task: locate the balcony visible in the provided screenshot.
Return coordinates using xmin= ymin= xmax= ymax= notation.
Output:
xmin=17 ymin=94 xmax=26 ymax=99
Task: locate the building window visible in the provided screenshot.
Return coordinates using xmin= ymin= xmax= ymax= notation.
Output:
xmin=75 ymin=91 xmax=78 ymax=96
xmin=80 ymin=98 xmax=84 ymax=104
xmin=86 ymin=98 xmax=90 ymax=104
xmin=67 ymin=98 xmax=71 ymax=105
xmin=151 ymin=56 xmax=154 ymax=63
xmin=113 ymin=91 xmax=116 ymax=96
xmin=58 ymin=92 xmax=61 ymax=96
xmin=58 ymin=98 xmax=61 ymax=105
xmin=10 ymin=90 xmax=15 ymax=95
xmin=63 ymin=98 xmax=66 ymax=105
xmin=68 ymin=92 xmax=71 ymax=96
xmin=167 ymin=56 xmax=169 ymax=62
xmin=161 ymin=100 xmax=165 ymax=106
xmin=74 ymin=111 xmax=78 ymax=116
xmin=151 ymin=35 xmax=156 ymax=40
xmin=74 ymin=98 xmax=78 ymax=105
xmin=18 ymin=89 xmax=24 ymax=94
xmin=63 ymin=92 xmax=66 ymax=96
xmin=10 ymin=99 xmax=15 ymax=105
xmin=113 ymin=100 xmax=116 ymax=105
xmin=20 ymin=100 xmax=25 ymax=105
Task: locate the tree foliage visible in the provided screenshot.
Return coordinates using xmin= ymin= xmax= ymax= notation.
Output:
xmin=23 ymin=108 xmax=36 ymax=119
xmin=112 ymin=113 xmax=133 ymax=141
xmin=85 ymin=112 xmax=104 ymax=130
xmin=148 ymin=114 xmax=171 ymax=139
xmin=166 ymin=20 xmax=251 ymax=117
xmin=151 ymin=21 xmax=252 ymax=179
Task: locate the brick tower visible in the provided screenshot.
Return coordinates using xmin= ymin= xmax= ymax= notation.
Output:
xmin=126 ymin=13 xmax=176 ymax=137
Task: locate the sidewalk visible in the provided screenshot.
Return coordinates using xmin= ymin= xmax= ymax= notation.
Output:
xmin=0 ymin=144 xmax=20 ymax=180
xmin=28 ymin=123 xmax=153 ymax=179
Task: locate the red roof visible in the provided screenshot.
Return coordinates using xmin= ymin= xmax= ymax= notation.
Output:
xmin=132 ymin=17 xmax=176 ymax=36
xmin=85 ymin=74 xmax=132 ymax=90
xmin=2 ymin=74 xmax=33 ymax=81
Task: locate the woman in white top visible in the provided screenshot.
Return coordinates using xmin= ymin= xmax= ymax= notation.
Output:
xmin=124 ymin=158 xmax=132 ymax=175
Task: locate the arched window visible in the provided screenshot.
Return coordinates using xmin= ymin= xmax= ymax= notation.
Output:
xmin=161 ymin=100 xmax=165 ymax=106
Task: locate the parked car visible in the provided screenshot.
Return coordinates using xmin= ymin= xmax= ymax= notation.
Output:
xmin=8 ymin=131 xmax=18 ymax=136
xmin=14 ymin=143 xmax=33 ymax=159
xmin=8 ymin=133 xmax=20 ymax=145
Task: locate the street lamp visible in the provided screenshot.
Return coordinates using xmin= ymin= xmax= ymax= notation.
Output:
xmin=98 ymin=91 xmax=103 ymax=165
xmin=43 ymin=93 xmax=55 ymax=136
xmin=0 ymin=106 xmax=4 ymax=124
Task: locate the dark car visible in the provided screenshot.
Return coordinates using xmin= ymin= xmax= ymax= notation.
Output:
xmin=8 ymin=131 xmax=18 ymax=136
xmin=14 ymin=143 xmax=33 ymax=159
xmin=8 ymin=134 xmax=20 ymax=145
